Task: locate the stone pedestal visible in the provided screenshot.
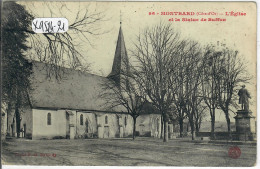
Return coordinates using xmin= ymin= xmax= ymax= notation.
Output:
xmin=234 ymin=110 xmax=256 ymax=141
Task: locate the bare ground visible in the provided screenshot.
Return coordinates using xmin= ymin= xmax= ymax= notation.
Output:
xmin=1 ymin=137 xmax=256 ymax=166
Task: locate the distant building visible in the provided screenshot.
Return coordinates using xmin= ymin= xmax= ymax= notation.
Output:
xmin=5 ymin=23 xmax=170 ymax=140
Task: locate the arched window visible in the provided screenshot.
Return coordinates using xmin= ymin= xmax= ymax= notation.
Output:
xmin=85 ymin=119 xmax=89 ymax=133
xmin=47 ymin=113 xmax=51 ymax=125
xmin=80 ymin=114 xmax=83 ymax=125
xmin=105 ymin=115 xmax=108 ymax=124
xmin=125 ymin=117 xmax=127 ymax=126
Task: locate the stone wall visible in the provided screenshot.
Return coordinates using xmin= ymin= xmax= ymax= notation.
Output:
xmin=32 ymin=109 xmax=67 ymax=139
xmin=6 ymin=108 xmax=163 ymax=140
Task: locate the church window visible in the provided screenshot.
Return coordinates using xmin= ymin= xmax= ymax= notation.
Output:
xmin=47 ymin=113 xmax=51 ymax=125
xmin=105 ymin=116 xmax=108 ymax=124
xmin=125 ymin=117 xmax=127 ymax=126
xmin=80 ymin=114 xmax=83 ymax=125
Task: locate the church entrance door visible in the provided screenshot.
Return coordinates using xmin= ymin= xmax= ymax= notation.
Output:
xmin=104 ymin=126 xmax=109 ymax=138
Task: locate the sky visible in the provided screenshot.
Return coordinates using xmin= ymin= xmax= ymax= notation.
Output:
xmin=20 ymin=1 xmax=257 ymax=122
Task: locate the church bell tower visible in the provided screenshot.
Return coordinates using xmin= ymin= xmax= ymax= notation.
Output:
xmin=107 ymin=21 xmax=129 ymax=86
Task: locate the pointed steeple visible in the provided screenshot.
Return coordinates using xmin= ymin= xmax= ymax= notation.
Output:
xmin=107 ymin=21 xmax=129 ymax=86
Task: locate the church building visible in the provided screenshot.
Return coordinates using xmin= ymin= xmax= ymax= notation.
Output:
xmin=4 ymin=24 xmax=173 ymax=140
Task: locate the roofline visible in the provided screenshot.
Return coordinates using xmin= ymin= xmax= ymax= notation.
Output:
xmin=32 ymin=106 xmax=128 ymax=114
xmin=78 ymin=109 xmax=128 ymax=114
xmin=31 ymin=106 xmax=160 ymax=115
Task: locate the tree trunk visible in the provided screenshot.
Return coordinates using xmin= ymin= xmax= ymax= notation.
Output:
xmin=132 ymin=117 xmax=136 ymax=140
xmin=160 ymin=116 xmax=164 ymax=139
xmin=15 ymin=107 xmax=20 ymax=138
xmin=195 ymin=120 xmax=199 ymax=137
xmin=195 ymin=111 xmax=201 ymax=137
xmin=179 ymin=118 xmax=184 ymax=137
xmin=163 ymin=120 xmax=168 ymax=142
xmin=225 ymin=110 xmax=231 ymax=139
xmin=211 ymin=115 xmax=215 ymax=139
xmin=189 ymin=119 xmax=195 ymax=140
xmin=6 ymin=103 xmax=12 ymax=136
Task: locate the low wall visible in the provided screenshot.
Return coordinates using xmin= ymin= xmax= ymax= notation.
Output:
xmin=196 ymin=132 xmax=256 ymax=140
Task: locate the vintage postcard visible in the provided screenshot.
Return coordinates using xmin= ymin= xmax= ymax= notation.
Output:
xmin=1 ymin=0 xmax=257 ymax=167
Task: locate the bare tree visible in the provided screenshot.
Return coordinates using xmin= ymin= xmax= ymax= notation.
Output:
xmin=201 ymin=46 xmax=222 ymax=139
xmin=173 ymin=95 xmax=187 ymax=137
xmin=216 ymin=48 xmax=250 ymax=136
xmin=172 ymin=40 xmax=195 ymax=138
xmin=131 ymin=23 xmax=183 ymax=142
xmin=100 ymin=66 xmax=146 ymax=140
xmin=194 ymin=100 xmax=207 ymax=136
xmin=180 ymin=41 xmax=203 ymax=140
xmin=26 ymin=2 xmax=108 ymax=79
xmin=201 ymin=44 xmax=250 ymax=138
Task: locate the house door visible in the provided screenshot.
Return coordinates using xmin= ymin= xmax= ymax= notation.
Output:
xmin=104 ymin=126 xmax=109 ymax=138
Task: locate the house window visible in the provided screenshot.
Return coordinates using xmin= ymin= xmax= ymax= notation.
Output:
xmin=80 ymin=114 xmax=83 ymax=125
xmin=125 ymin=117 xmax=127 ymax=126
xmin=47 ymin=113 xmax=51 ymax=125
xmin=105 ymin=115 xmax=108 ymax=124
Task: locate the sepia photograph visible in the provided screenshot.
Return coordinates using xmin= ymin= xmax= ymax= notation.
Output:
xmin=0 ymin=0 xmax=257 ymax=167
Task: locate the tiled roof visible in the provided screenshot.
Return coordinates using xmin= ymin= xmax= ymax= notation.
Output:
xmin=29 ymin=61 xmax=125 ymax=112
xmin=29 ymin=61 xmax=160 ymax=115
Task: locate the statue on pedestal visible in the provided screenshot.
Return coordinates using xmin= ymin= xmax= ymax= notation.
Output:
xmin=238 ymin=85 xmax=251 ymax=112
xmin=235 ymin=85 xmax=255 ymax=141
